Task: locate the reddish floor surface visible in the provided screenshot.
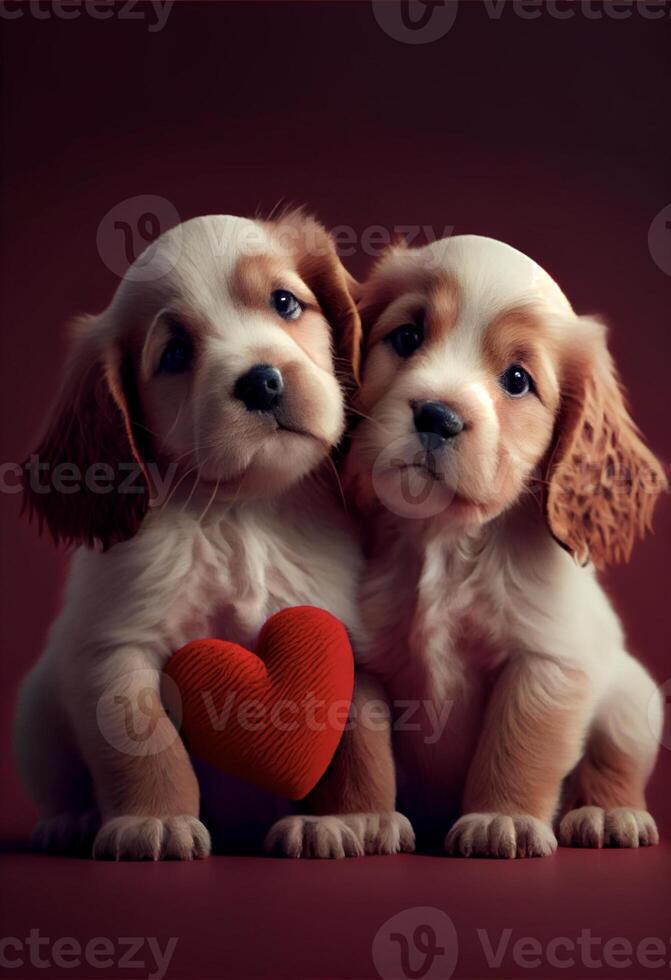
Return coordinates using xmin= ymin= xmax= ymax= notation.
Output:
xmin=1 ymin=844 xmax=669 ymax=980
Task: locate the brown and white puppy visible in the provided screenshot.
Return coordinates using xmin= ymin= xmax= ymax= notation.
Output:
xmin=14 ymin=212 xmax=365 ymax=860
xmin=273 ymin=234 xmax=667 ymax=859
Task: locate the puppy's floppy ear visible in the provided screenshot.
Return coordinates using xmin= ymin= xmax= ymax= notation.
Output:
xmin=544 ymin=317 xmax=667 ymax=568
xmin=273 ymin=212 xmax=362 ymax=385
xmin=22 ymin=316 xmax=150 ymax=550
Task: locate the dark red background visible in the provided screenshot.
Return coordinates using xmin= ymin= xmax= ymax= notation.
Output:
xmin=1 ymin=3 xmax=670 ymax=978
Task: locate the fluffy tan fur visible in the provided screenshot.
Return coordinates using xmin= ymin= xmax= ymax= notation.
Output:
xmin=273 ymin=235 xmax=666 ymax=860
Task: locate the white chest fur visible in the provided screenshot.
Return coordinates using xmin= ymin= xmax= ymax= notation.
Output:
xmin=362 ymin=526 xmax=505 ymax=695
xmin=60 ymin=483 xmax=362 ymax=669
xmin=361 ymin=502 xmax=623 ymax=706
xmin=196 ymin=500 xmax=363 ymax=649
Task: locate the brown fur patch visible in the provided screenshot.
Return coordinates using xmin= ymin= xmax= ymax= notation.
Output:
xmin=230 ymin=250 xmax=334 ymax=374
xmin=94 ymin=686 xmax=200 ymax=819
xmin=362 ymin=266 xmax=459 ymax=353
xmin=483 ymin=307 xmax=560 ymax=407
xmin=425 ymin=277 xmax=460 ymax=343
xmin=544 ymin=318 xmax=667 ymax=568
xmin=22 ymin=321 xmax=150 ymax=550
xmin=306 ymin=675 xmax=396 ymax=814
xmin=463 ymin=661 xmax=591 ymax=823
xmin=267 ymin=212 xmax=362 ymax=385
xmin=562 ymin=729 xmax=647 ymax=812
xmin=230 ymin=251 xmax=317 ymax=313
xmin=230 ymin=252 xmax=283 ymax=310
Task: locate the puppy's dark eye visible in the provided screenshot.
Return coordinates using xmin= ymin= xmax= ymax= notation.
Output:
xmin=500 ymin=363 xmax=533 ymax=397
xmin=388 ymin=323 xmax=424 ymax=358
xmin=270 ymin=289 xmax=302 ymax=321
xmin=158 ymin=335 xmax=193 ymax=374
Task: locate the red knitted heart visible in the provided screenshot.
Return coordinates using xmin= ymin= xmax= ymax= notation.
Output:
xmin=165 ymin=606 xmax=354 ymax=800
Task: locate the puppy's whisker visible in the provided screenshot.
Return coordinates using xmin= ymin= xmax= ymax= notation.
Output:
xmin=131 ymin=419 xmax=163 ymax=440
xmin=171 ymin=437 xmax=230 ymax=467
xmin=324 ymin=454 xmax=348 ymax=513
xmin=198 ymin=478 xmax=221 ymax=525
xmin=159 ymin=397 xmax=187 ymax=449
xmin=171 ymin=446 xmax=197 ymax=466
xmin=181 ymin=465 xmax=205 ymax=513
xmin=159 ymin=461 xmax=201 ymax=512
xmin=346 ymin=405 xmax=388 ymax=431
xmin=224 ymin=472 xmax=246 ymax=512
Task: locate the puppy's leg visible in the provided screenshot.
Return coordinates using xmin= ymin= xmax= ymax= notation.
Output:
xmin=69 ymin=650 xmax=210 ymax=861
xmin=446 ymin=657 xmax=592 ymax=858
xmin=559 ymin=654 xmax=661 ymax=849
xmin=14 ymin=661 xmax=100 ymax=854
xmin=265 ymin=674 xmax=414 ymax=858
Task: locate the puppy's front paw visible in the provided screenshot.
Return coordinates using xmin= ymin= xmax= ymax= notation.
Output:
xmin=559 ymin=806 xmax=658 ymax=848
xmin=92 ymin=815 xmax=211 ymax=861
xmin=605 ymin=808 xmax=659 ymax=848
xmin=559 ymin=806 xmax=606 ymax=847
xmin=340 ymin=811 xmax=416 ymax=855
xmin=265 ymin=815 xmax=365 ymax=859
xmin=446 ymin=812 xmax=557 ymax=859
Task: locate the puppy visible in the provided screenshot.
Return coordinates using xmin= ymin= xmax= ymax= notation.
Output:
xmin=285 ymin=234 xmax=666 ymax=858
xmin=14 ymin=211 xmax=363 ymax=860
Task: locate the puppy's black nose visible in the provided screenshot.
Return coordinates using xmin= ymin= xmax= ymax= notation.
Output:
xmin=413 ymin=401 xmax=464 ymax=447
xmin=234 ymin=364 xmax=284 ymax=412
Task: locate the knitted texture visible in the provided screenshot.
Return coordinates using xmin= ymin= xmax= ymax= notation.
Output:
xmin=165 ymin=606 xmax=354 ymax=800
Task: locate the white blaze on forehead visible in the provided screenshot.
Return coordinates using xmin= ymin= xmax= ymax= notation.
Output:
xmin=146 ymin=213 xmax=274 ymax=279
xmin=107 ymin=214 xmax=277 ymax=330
xmin=421 ymin=234 xmax=573 ymax=324
xmin=382 ymin=234 xmax=573 ymax=401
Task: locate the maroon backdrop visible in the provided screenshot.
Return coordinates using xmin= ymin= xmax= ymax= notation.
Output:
xmin=1 ymin=0 xmax=669 ymax=843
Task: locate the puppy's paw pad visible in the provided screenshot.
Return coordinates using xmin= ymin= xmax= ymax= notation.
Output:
xmin=93 ymin=815 xmax=211 ymax=861
xmin=604 ymin=808 xmax=659 ymax=848
xmin=341 ymin=811 xmax=415 ymax=855
xmin=33 ymin=810 xmax=100 ymax=855
xmin=446 ymin=812 xmax=557 ymax=859
xmin=264 ymin=815 xmax=364 ymax=859
xmin=559 ymin=806 xmax=605 ymax=848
